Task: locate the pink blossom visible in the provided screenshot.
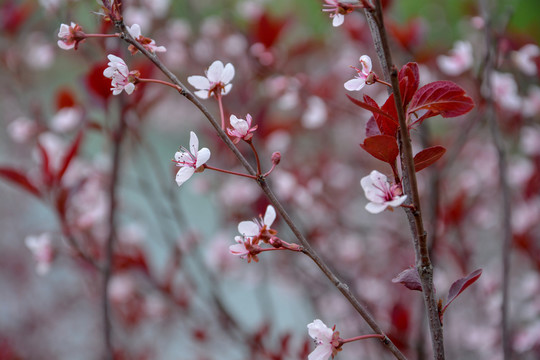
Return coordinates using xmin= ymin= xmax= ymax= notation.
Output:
xmin=57 ymin=22 xmax=85 ymax=50
xmin=302 ymin=96 xmax=328 ymax=129
xmin=307 ymin=319 xmax=340 ymax=360
xmin=237 ymin=205 xmax=276 ymax=242
xmin=512 ymin=44 xmax=540 ymax=76
xmin=437 ymin=41 xmax=473 ymax=76
xmin=490 ymin=71 xmax=521 ymax=112
xmin=360 ymin=170 xmax=407 ymax=214
xmin=126 ymin=24 xmax=167 ymax=54
xmin=173 ymin=131 xmax=211 ymax=186
xmin=229 ymin=236 xmax=260 ymax=263
xmin=25 ymin=233 xmax=54 ymax=275
xmin=322 ymin=0 xmax=361 ymax=27
xmin=7 ymin=117 xmax=38 ymax=143
xmin=103 ymin=54 xmax=139 ymax=95
xmin=344 ymin=55 xmax=372 ymax=91
xmin=227 ymin=114 xmax=258 ymax=143
xmin=187 ymin=60 xmax=235 ymax=99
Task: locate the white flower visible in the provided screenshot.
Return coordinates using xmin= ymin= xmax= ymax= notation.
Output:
xmin=229 ymin=236 xmax=259 ymax=263
xmin=344 ymin=55 xmax=372 ymax=91
xmin=25 ymin=233 xmax=54 ymax=275
xmin=238 ymin=205 xmax=276 ymax=239
xmin=174 ymin=131 xmax=211 ymax=186
xmin=227 ymin=114 xmax=258 ymax=143
xmin=187 ymin=60 xmax=235 ymax=99
xmin=57 ymin=22 xmax=84 ymax=50
xmin=307 ymin=319 xmax=336 ymax=360
xmin=512 ymin=44 xmax=540 ymax=76
xmin=436 ymin=41 xmax=473 ymax=76
xmin=322 ymin=0 xmax=360 ymax=27
xmin=302 ymin=96 xmax=328 ymax=129
xmin=126 ymin=23 xmax=167 ymax=53
xmin=490 ymin=71 xmax=521 ymax=112
xmin=103 ymin=54 xmax=138 ymax=95
xmin=360 ymin=170 xmax=407 ymax=214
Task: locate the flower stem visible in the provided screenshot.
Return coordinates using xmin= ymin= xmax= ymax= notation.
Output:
xmin=203 ymin=164 xmax=258 ymax=180
xmin=247 ymin=140 xmax=262 ymax=175
xmin=376 ymin=78 xmax=392 ymax=87
xmin=137 ymin=78 xmax=183 ymax=92
xmin=341 ymin=334 xmax=385 ymax=344
xmin=86 ymin=33 xmax=121 ymax=39
xmin=216 ymin=93 xmax=225 ymax=129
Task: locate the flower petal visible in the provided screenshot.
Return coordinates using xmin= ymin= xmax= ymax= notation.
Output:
xmin=365 ymin=202 xmax=388 ymax=214
xmin=360 ymin=55 xmax=372 ymax=74
xmin=194 ymin=90 xmax=209 ymax=99
xmin=263 ymin=205 xmax=276 ymax=227
xmin=221 ymin=63 xmax=235 ymax=84
xmin=127 ymin=24 xmax=141 ymax=38
xmin=207 ymin=60 xmax=224 ymax=83
xmin=332 ymin=14 xmax=344 ymax=27
xmin=189 ymin=131 xmax=199 ymax=155
xmin=196 ymin=148 xmax=211 ymax=167
xmin=344 ymin=78 xmax=366 ymax=91
xmin=238 ymin=221 xmax=259 ymax=237
xmin=187 ymin=75 xmax=210 ymax=90
xmin=175 ymin=167 xmax=195 ymax=186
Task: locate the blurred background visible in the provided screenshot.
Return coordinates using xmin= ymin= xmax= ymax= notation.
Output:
xmin=1 ymin=0 xmax=540 ymax=359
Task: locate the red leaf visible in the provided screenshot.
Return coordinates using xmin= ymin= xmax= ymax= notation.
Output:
xmin=442 ymin=269 xmax=482 ymax=314
xmin=360 ymin=135 xmax=399 ymax=164
xmin=413 ymin=146 xmax=446 ymax=172
xmin=398 ymin=62 xmax=420 ymax=107
xmin=347 ymin=94 xmax=397 ymax=126
xmin=407 ymin=81 xmax=474 ymax=125
xmin=56 ymin=130 xmax=84 ymax=182
xmin=392 ymin=267 xmax=423 ymax=292
xmin=0 ymin=167 xmax=41 ymax=197
xmin=379 ymin=94 xmax=399 ymax=136
xmin=37 ymin=142 xmax=53 ymax=187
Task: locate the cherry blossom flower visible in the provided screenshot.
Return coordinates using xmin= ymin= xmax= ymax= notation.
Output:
xmin=229 ymin=236 xmax=260 ymax=263
xmin=103 ymin=54 xmax=139 ymax=95
xmin=360 ymin=170 xmax=407 ymax=214
xmin=307 ymin=319 xmax=341 ymax=360
xmin=490 ymin=71 xmax=521 ymax=112
xmin=227 ymin=114 xmax=258 ymax=143
xmin=302 ymin=96 xmax=328 ymax=129
xmin=57 ymin=22 xmax=85 ymax=50
xmin=344 ymin=55 xmax=372 ymax=91
xmin=173 ymin=131 xmax=211 ymax=186
xmin=7 ymin=117 xmax=38 ymax=143
xmin=126 ymin=23 xmax=167 ymax=54
xmin=25 ymin=233 xmax=54 ymax=275
xmin=512 ymin=44 xmax=540 ymax=76
xmin=187 ymin=60 xmax=235 ymax=99
xmin=322 ymin=0 xmax=361 ymax=27
xmin=237 ymin=205 xmax=277 ymax=242
xmin=436 ymin=41 xmax=473 ymax=76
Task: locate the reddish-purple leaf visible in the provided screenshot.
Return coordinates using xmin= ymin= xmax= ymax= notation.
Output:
xmin=379 ymin=94 xmax=399 ymax=136
xmin=37 ymin=142 xmax=53 ymax=187
xmin=399 ymin=62 xmax=420 ymax=107
xmin=407 ymin=81 xmax=474 ymax=124
xmin=392 ymin=267 xmax=423 ymax=292
xmin=56 ymin=130 xmax=84 ymax=182
xmin=413 ymin=146 xmax=446 ymax=172
xmin=347 ymin=94 xmax=396 ymax=124
xmin=0 ymin=167 xmax=41 ymax=197
xmin=442 ymin=269 xmax=482 ymax=314
xmin=360 ymin=135 xmax=399 ymax=164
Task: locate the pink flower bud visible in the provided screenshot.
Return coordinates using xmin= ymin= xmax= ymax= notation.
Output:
xmin=271 ymin=151 xmax=281 ymax=165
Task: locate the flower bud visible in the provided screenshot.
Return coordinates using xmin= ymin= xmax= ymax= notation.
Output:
xmin=271 ymin=151 xmax=281 ymax=165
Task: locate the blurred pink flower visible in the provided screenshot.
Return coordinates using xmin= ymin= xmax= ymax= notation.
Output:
xmin=187 ymin=60 xmax=235 ymax=99
xmin=437 ymin=41 xmax=473 ymax=76
xmin=344 ymin=55 xmax=372 ymax=91
xmin=57 ymin=22 xmax=85 ymax=50
xmin=360 ymin=170 xmax=407 ymax=214
xmin=490 ymin=71 xmax=521 ymax=112
xmin=103 ymin=54 xmax=139 ymax=95
xmin=307 ymin=319 xmax=339 ymax=360
xmin=7 ymin=117 xmax=38 ymax=143
xmin=126 ymin=23 xmax=167 ymax=54
xmin=512 ymin=44 xmax=540 ymax=76
xmin=227 ymin=114 xmax=258 ymax=143
xmin=174 ymin=131 xmax=211 ymax=186
xmin=25 ymin=233 xmax=54 ymax=275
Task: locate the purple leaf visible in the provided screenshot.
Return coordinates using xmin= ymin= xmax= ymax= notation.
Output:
xmin=392 ymin=267 xmax=423 ymax=292
xmin=442 ymin=269 xmax=482 ymax=314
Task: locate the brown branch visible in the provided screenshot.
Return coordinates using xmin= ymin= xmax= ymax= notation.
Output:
xmin=364 ymin=1 xmax=445 ymax=358
xmin=113 ymin=19 xmax=408 ymax=360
